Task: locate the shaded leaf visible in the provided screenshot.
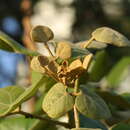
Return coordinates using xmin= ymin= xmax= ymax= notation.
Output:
xmin=75 ymin=87 xmax=111 ymax=119
xmin=30 ymin=25 xmax=54 ymax=42
xmin=56 ymin=41 xmax=72 ymax=59
xmin=106 ymin=56 xmax=130 ymax=87
xmin=92 ymin=27 xmax=130 ymax=47
xmin=71 ymin=46 xmax=91 ymax=59
xmin=0 ymin=31 xmax=38 ymax=56
xmin=0 ymin=76 xmax=45 ymax=117
xmin=42 ymin=83 xmax=74 ymax=118
xmin=71 ymin=128 xmax=101 ymax=130
xmin=88 ymin=50 xmax=111 ymax=82
xmin=80 ymin=114 xmax=107 ymax=130
xmin=97 ymin=91 xmax=130 ymax=110
xmin=111 ymin=123 xmax=130 ymax=130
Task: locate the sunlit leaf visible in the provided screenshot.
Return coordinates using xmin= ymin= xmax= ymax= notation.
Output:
xmin=92 ymin=27 xmax=130 ymax=47
xmin=42 ymin=83 xmax=74 ymax=118
xmin=0 ymin=116 xmax=39 ymax=130
xmin=0 ymin=76 xmax=45 ymax=117
xmin=30 ymin=25 xmax=54 ymax=43
xmin=76 ymin=41 xmax=107 ymax=50
xmin=75 ymin=87 xmax=111 ymax=119
xmin=0 ymin=31 xmax=39 ymax=56
xmin=0 ymin=86 xmax=24 ymax=116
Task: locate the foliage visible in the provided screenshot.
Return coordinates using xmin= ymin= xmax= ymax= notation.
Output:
xmin=0 ymin=26 xmax=130 ymax=130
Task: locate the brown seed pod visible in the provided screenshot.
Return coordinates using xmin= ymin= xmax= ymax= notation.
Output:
xmin=30 ymin=25 xmax=54 ymax=43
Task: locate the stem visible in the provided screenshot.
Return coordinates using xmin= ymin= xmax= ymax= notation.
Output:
xmin=74 ymin=105 xmax=80 ymax=128
xmin=1 ymin=111 xmax=70 ymax=128
xmin=44 ymin=43 xmax=54 ymax=57
xmin=73 ymin=79 xmax=80 ymax=128
xmin=83 ymin=37 xmax=94 ymax=48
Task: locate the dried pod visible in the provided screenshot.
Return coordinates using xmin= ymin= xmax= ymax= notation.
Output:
xmin=30 ymin=25 xmax=54 ymax=43
xmin=67 ymin=59 xmax=84 ymax=78
xmin=83 ymin=54 xmax=93 ymax=69
xmin=31 ymin=56 xmax=49 ymax=73
xmin=56 ymin=41 xmax=72 ymax=59
xmin=48 ymin=60 xmax=59 ymax=74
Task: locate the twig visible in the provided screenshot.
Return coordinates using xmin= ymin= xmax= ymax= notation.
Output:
xmin=73 ymin=79 xmax=80 ymax=128
xmin=1 ymin=111 xmax=70 ymax=128
xmin=83 ymin=37 xmax=94 ymax=48
xmin=44 ymin=43 xmax=54 ymax=57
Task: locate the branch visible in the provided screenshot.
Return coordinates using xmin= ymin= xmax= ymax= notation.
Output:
xmin=74 ymin=79 xmax=80 ymax=128
xmin=1 ymin=111 xmax=71 ymax=128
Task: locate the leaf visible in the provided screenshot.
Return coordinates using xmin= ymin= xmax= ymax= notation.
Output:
xmin=0 ymin=76 xmax=45 ymax=117
xmin=42 ymin=83 xmax=74 ymax=118
xmin=71 ymin=128 xmax=101 ymax=130
xmin=75 ymin=87 xmax=111 ymax=119
xmin=111 ymin=123 xmax=130 ymax=130
xmin=31 ymin=71 xmax=56 ymax=94
xmin=79 ymin=114 xmax=107 ymax=130
xmin=92 ymin=27 xmax=130 ymax=47
xmin=30 ymin=25 xmax=54 ymax=43
xmin=0 ymin=86 xmax=24 ymax=116
xmin=88 ymin=50 xmax=111 ymax=82
xmin=97 ymin=91 xmax=130 ymax=110
xmin=0 ymin=31 xmax=39 ymax=56
xmin=56 ymin=41 xmax=72 ymax=59
xmin=71 ymin=46 xmax=91 ymax=59
xmin=106 ymin=56 xmax=130 ymax=87
xmin=76 ymin=40 xmax=107 ymax=50
xmin=0 ymin=116 xmax=39 ymax=130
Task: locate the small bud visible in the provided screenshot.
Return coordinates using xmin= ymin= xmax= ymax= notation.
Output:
xmin=30 ymin=25 xmax=54 ymax=43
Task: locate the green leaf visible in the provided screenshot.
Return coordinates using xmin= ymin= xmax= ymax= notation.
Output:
xmin=31 ymin=71 xmax=56 ymax=94
xmin=71 ymin=46 xmax=91 ymax=59
xmin=92 ymin=27 xmax=130 ymax=47
xmin=0 ymin=86 xmax=24 ymax=116
xmin=75 ymin=87 xmax=111 ymax=119
xmin=112 ymin=123 xmax=130 ymax=130
xmin=97 ymin=91 xmax=130 ymax=109
xmin=79 ymin=114 xmax=107 ymax=130
xmin=106 ymin=56 xmax=130 ymax=87
xmin=71 ymin=128 xmax=101 ymax=130
xmin=42 ymin=83 xmax=74 ymax=118
xmin=0 ymin=31 xmax=39 ymax=56
xmin=0 ymin=76 xmax=45 ymax=117
xmin=0 ymin=116 xmax=39 ymax=130
xmin=88 ymin=50 xmax=111 ymax=82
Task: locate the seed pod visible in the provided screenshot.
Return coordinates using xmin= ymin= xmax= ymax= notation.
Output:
xmin=56 ymin=41 xmax=72 ymax=59
xmin=30 ymin=25 xmax=54 ymax=43
xmin=31 ymin=56 xmax=49 ymax=73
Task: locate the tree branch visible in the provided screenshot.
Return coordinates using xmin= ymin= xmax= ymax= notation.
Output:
xmin=1 ymin=111 xmax=71 ymax=128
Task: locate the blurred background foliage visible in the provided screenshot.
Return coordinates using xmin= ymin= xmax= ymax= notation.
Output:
xmin=1 ymin=0 xmax=130 ymax=129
